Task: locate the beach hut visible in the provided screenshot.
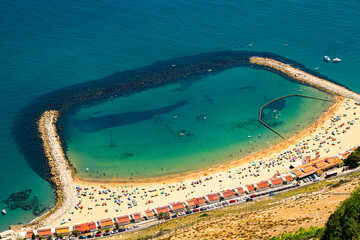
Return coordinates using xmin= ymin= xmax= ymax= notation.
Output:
xmin=283 ymin=175 xmax=293 ymax=183
xmin=131 ymin=212 xmax=142 ymax=223
xmin=270 ymin=178 xmax=283 ymax=188
xmin=169 ymin=202 xmax=186 ymax=213
xmin=154 ymin=205 xmax=170 ymax=216
xmin=88 ymin=222 xmax=97 ymax=232
xmin=194 ymin=196 xmax=206 ymax=207
xmin=245 ymin=184 xmax=255 ymax=194
xmin=325 ymin=157 xmax=343 ymax=169
xmin=55 ymin=226 xmax=70 ymax=236
xmin=26 ymin=230 xmax=34 ymax=239
xmin=221 ymin=189 xmax=236 ymax=200
xmin=98 ymin=218 xmax=114 ymax=229
xmin=256 ymin=181 xmax=270 ymax=192
xmin=185 ymin=199 xmax=198 ymax=209
xmin=37 ymin=228 xmax=52 ymax=238
xmin=74 ymin=223 xmax=91 ymax=234
xmin=205 ymin=193 xmax=220 ymax=204
xmin=234 ymin=187 xmax=245 ymax=196
xmin=144 ymin=210 xmax=155 ymax=220
xmin=115 ymin=215 xmax=130 ymax=226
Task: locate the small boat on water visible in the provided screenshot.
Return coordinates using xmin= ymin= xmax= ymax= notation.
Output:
xmin=2 ymin=209 xmax=6 ymax=215
xmin=258 ymin=135 xmax=262 ymax=138
xmin=248 ymin=135 xmax=252 ymax=138
xmin=324 ymin=56 xmax=331 ymax=62
xmin=333 ymin=58 xmax=342 ymax=63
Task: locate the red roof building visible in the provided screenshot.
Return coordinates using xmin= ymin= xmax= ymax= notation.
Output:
xmin=221 ymin=190 xmax=236 ymax=199
xmin=284 ymin=175 xmax=293 ymax=183
xmin=205 ymin=193 xmax=220 ymax=203
xmin=144 ymin=210 xmax=155 ymax=219
xmin=38 ymin=228 xmax=52 ymax=237
xmin=270 ymin=178 xmax=283 ymax=188
xmin=116 ymin=215 xmax=130 ymax=226
xmin=98 ymin=218 xmax=114 ymax=228
xmin=154 ymin=206 xmax=170 ymax=215
xmin=235 ymin=187 xmax=245 ymax=196
xmin=26 ymin=230 xmax=33 ymax=239
xmin=245 ymin=184 xmax=255 ymax=193
xmin=88 ymin=222 xmax=97 ymax=232
xmin=131 ymin=212 xmax=142 ymax=222
xmin=185 ymin=199 xmax=197 ymax=209
xmin=169 ymin=202 xmax=186 ymax=212
xmin=74 ymin=223 xmax=91 ymax=233
xmin=194 ymin=197 xmax=206 ymax=206
xmin=256 ymin=181 xmax=270 ymax=191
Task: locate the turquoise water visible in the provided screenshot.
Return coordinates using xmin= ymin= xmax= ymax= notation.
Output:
xmin=0 ymin=0 xmax=359 ymax=230
xmin=65 ymin=67 xmax=332 ymax=181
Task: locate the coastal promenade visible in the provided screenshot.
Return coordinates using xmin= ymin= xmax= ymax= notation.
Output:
xmin=35 ymin=111 xmax=76 ymax=228
xmin=250 ymin=57 xmax=360 ymax=101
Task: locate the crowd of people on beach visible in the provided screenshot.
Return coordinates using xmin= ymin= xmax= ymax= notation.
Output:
xmin=54 ymin=99 xmax=360 ymax=226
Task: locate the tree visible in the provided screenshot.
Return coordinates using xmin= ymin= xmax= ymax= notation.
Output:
xmin=322 ymin=187 xmax=360 ymax=239
xmin=47 ymin=235 xmax=52 ymax=240
xmin=105 ymin=228 xmax=110 ymax=233
xmin=72 ymin=230 xmax=81 ymax=237
xmin=344 ymin=150 xmax=360 ymax=169
xmin=31 ymin=233 xmax=35 ymax=240
xmin=115 ymin=223 xmax=120 ymax=230
xmin=57 ymin=234 xmax=63 ymax=239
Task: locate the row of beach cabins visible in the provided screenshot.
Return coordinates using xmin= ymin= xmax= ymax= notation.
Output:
xmin=24 ymin=175 xmax=294 ymax=239
xmin=22 ymin=149 xmax=355 ymax=239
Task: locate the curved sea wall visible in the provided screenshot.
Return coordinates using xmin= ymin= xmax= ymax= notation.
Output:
xmin=33 ymin=111 xmax=76 ymax=227
xmin=250 ymin=57 xmax=360 ymax=101
xmin=10 ymin=50 xmax=358 ymax=228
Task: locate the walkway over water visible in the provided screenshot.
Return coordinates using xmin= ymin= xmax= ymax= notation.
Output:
xmin=258 ymin=94 xmax=336 ymax=140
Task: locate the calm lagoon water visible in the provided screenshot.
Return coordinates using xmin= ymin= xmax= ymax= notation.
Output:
xmin=0 ymin=0 xmax=359 ymax=231
xmin=64 ymin=67 xmax=333 ymax=181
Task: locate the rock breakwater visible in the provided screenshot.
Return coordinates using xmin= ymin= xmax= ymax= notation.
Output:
xmin=250 ymin=57 xmax=360 ymax=101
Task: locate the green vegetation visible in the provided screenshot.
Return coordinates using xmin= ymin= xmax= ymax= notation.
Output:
xmin=199 ymin=213 xmax=209 ymax=217
xmin=343 ymin=147 xmax=360 ymax=169
xmin=269 ymin=226 xmax=324 ymax=240
xmin=328 ymin=179 xmax=350 ymax=188
xmin=72 ymin=230 xmax=81 ymax=236
xmin=321 ymin=186 xmax=360 ymax=239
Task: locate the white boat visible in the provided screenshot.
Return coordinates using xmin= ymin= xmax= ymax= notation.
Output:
xmin=324 ymin=56 xmax=331 ymax=62
xmin=333 ymin=58 xmax=342 ymax=62
xmin=248 ymin=135 xmax=252 ymax=138
xmin=2 ymin=209 xmax=6 ymax=215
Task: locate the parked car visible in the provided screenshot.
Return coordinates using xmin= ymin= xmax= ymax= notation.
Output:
xmin=246 ymin=198 xmax=253 ymax=202
xmin=215 ymin=202 xmax=222 ymax=207
xmin=103 ymin=232 xmax=111 ymax=236
xmin=269 ymin=193 xmax=275 ymax=196
xmin=208 ymin=205 xmax=215 ymax=209
xmin=111 ymin=230 xmax=117 ymax=234
xmin=95 ymin=233 xmax=101 ymax=237
xmin=229 ymin=200 xmax=236 ymax=203
xmin=193 ymin=208 xmax=200 ymax=212
xmin=178 ymin=212 xmax=186 ymax=216
xmin=164 ymin=216 xmax=170 ymax=220
xmin=87 ymin=234 xmax=94 ymax=238
xmin=127 ymin=226 xmax=133 ymax=230
xmin=134 ymin=224 xmax=140 ymax=228
xmin=79 ymin=236 xmax=87 ymax=239
xmin=250 ymin=194 xmax=257 ymax=198
xmin=119 ymin=228 xmax=126 ymax=232
xmin=185 ymin=210 xmax=192 ymax=214
xmin=171 ymin=214 xmax=178 ymax=218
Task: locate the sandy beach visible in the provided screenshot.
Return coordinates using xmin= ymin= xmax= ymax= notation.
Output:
xmin=21 ymin=57 xmax=360 ymax=232
xmin=50 ymin=97 xmax=360 ymax=227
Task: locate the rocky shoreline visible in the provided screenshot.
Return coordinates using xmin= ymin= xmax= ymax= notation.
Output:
xmin=250 ymin=57 xmax=360 ymax=101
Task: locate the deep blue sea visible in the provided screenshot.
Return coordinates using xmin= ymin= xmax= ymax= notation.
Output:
xmin=0 ymin=0 xmax=359 ymax=231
